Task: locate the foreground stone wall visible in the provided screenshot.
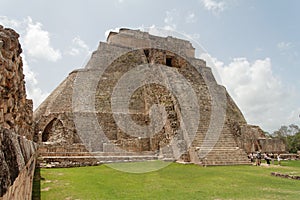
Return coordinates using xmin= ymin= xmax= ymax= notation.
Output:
xmin=0 ymin=128 xmax=37 ymax=199
xmin=0 ymin=25 xmax=36 ymax=199
xmin=0 ymin=26 xmax=33 ymax=140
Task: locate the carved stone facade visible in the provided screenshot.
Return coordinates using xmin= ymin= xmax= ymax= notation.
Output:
xmin=0 ymin=25 xmax=36 ymax=199
xmin=34 ymin=29 xmax=285 ymax=166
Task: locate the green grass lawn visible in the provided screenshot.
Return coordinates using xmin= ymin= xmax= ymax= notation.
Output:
xmin=33 ymin=160 xmax=300 ymax=200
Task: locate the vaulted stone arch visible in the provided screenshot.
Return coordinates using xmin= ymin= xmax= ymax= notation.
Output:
xmin=42 ymin=118 xmax=64 ymax=143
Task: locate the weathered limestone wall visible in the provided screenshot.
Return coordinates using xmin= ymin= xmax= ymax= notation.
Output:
xmin=0 ymin=26 xmax=33 ymax=140
xmin=33 ymin=72 xmax=80 ymax=144
xmin=233 ymin=125 xmax=286 ymax=153
xmin=0 ymin=128 xmax=37 ymax=199
xmin=258 ymin=138 xmax=286 ymax=153
xmin=107 ymin=28 xmax=195 ymax=58
xmin=0 ymin=25 xmax=36 ymax=199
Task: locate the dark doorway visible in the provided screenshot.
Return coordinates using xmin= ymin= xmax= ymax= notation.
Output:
xmin=42 ymin=118 xmax=63 ymax=142
xmin=166 ymin=57 xmax=172 ymax=67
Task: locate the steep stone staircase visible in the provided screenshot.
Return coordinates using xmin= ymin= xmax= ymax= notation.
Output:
xmin=191 ymin=127 xmax=251 ymax=166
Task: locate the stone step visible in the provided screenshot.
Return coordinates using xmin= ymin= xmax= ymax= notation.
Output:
xmin=203 ymin=157 xmax=250 ymax=162
xmin=201 ymin=161 xmax=251 ymax=166
xmin=193 ymin=138 xmax=237 ymax=142
xmin=202 ymin=153 xmax=249 ymax=158
xmin=193 ymin=143 xmax=239 ymax=148
xmin=39 ymin=151 xmax=157 ymax=157
xmin=193 ymin=143 xmax=251 ymax=166
xmin=195 ymin=138 xmax=235 ymax=141
xmin=192 ymin=138 xmax=237 ymax=142
xmin=40 ymin=155 xmax=159 ymax=166
xmin=203 ymin=142 xmax=238 ymax=145
xmin=201 ymin=156 xmax=249 ymax=161
xmin=197 ymin=149 xmax=243 ymax=152
xmin=41 ymin=155 xmax=158 ymax=160
xmin=199 ymin=157 xmax=249 ymax=162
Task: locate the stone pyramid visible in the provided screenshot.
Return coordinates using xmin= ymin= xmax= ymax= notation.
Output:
xmin=34 ymin=29 xmax=285 ymax=167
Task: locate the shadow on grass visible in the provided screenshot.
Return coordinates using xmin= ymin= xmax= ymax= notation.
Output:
xmin=32 ymin=167 xmax=44 ymax=200
xmin=105 ymin=160 xmax=172 ymax=173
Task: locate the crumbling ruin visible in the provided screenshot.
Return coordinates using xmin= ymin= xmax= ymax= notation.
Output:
xmin=0 ymin=25 xmax=36 ymax=200
xmin=34 ymin=29 xmax=285 ymax=167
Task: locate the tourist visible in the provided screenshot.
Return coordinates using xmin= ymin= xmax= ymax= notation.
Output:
xmin=256 ymin=151 xmax=262 ymax=166
xmin=248 ymin=153 xmax=254 ymax=163
xmin=264 ymin=153 xmax=271 ymax=165
xmin=277 ymin=154 xmax=281 ymax=166
xmin=270 ymin=152 xmax=274 ymax=164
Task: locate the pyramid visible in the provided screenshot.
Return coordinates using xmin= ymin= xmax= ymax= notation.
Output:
xmin=34 ymin=29 xmax=285 ymax=167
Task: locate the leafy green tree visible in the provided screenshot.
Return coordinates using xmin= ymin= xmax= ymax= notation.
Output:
xmin=287 ymin=132 xmax=300 ymax=153
xmin=273 ymin=124 xmax=300 ymax=153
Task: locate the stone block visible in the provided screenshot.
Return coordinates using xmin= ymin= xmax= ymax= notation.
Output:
xmin=0 ymin=108 xmax=3 ymax=123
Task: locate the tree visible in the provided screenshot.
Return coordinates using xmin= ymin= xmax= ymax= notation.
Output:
xmin=272 ymin=124 xmax=300 ymax=153
xmin=287 ymin=132 xmax=300 ymax=153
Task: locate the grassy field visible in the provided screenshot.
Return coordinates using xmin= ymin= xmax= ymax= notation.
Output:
xmin=33 ymin=160 xmax=300 ymax=200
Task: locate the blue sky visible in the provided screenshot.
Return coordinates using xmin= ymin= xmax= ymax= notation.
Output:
xmin=1 ymin=0 xmax=299 ymax=133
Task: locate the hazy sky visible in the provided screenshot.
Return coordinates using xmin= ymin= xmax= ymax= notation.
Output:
xmin=1 ymin=0 xmax=299 ymax=133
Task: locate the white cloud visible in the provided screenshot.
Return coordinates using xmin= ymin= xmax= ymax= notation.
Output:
xmin=23 ymin=17 xmax=61 ymax=62
xmin=0 ymin=16 xmax=55 ymax=108
xmin=200 ymin=0 xmax=226 ymax=14
xmin=140 ymin=25 xmax=200 ymax=46
xmin=66 ymin=36 xmax=90 ymax=56
xmin=185 ymin=12 xmax=197 ymax=23
xmin=0 ymin=16 xmax=21 ymax=28
xmin=186 ymin=33 xmax=201 ymax=40
xmin=164 ymin=9 xmax=178 ymax=30
xmin=0 ymin=16 xmax=61 ymax=62
xmin=200 ymin=53 xmax=297 ymax=133
xmin=140 ymin=25 xmax=172 ymax=38
xmin=276 ymin=41 xmax=299 ymax=63
xmin=277 ymin=41 xmax=292 ymax=51
xmin=255 ymin=47 xmax=263 ymax=52
xmin=22 ymin=54 xmax=49 ymax=109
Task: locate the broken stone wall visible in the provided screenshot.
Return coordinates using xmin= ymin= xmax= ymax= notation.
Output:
xmin=234 ymin=125 xmax=286 ymax=153
xmin=0 ymin=25 xmax=33 ymax=140
xmin=0 ymin=128 xmax=36 ymax=199
xmin=0 ymin=25 xmax=36 ymax=199
xmin=258 ymin=138 xmax=286 ymax=153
